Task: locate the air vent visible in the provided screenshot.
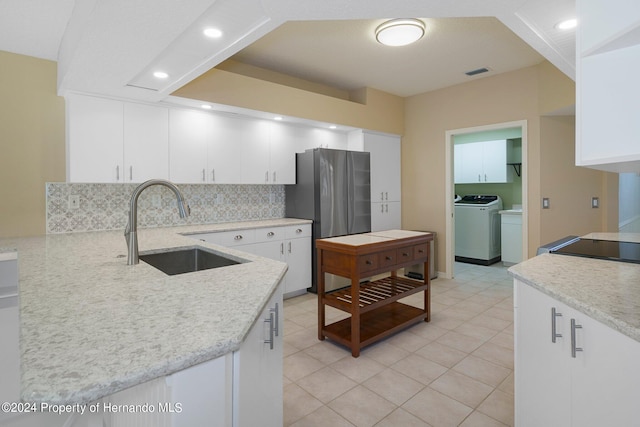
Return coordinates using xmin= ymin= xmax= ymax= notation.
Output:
xmin=465 ymin=67 xmax=490 ymax=76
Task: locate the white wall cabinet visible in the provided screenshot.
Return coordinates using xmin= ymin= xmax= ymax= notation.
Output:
xmin=454 ymin=139 xmax=511 ymax=184
xmin=67 ymin=94 xmax=169 ymax=183
xmin=576 ymin=0 xmax=640 ymax=172
xmin=371 ymin=201 xmax=401 ymax=233
xmin=189 ymin=224 xmax=311 ymax=298
xmin=515 ymin=280 xmax=640 ymax=426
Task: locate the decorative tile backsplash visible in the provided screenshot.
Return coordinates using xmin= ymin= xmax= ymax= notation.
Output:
xmin=46 ymin=183 xmax=286 ymax=234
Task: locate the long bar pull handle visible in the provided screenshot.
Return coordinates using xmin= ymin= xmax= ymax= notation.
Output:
xmin=265 ymin=171 xmax=269 ymax=182
xmin=264 ymin=312 xmax=274 ymax=350
xmin=385 ymin=192 xmax=388 ymax=201
xmin=571 ymin=319 xmax=583 ymax=358
xmin=270 ymin=303 xmax=279 ymax=337
xmin=552 ymin=307 xmax=563 ymax=343
xmin=273 ymin=171 xmax=277 ymax=182
xmin=129 ymin=166 xmax=133 ymax=181
xmin=116 ymin=165 xmax=120 ymax=181
xmin=280 ymin=242 xmax=284 ymax=255
xmin=288 ymin=242 xmax=291 ymax=253
xmin=478 ymin=174 xmax=481 ymax=182
xmin=211 ymin=169 xmax=215 ymax=182
xmin=202 ymin=168 xmax=206 ymax=182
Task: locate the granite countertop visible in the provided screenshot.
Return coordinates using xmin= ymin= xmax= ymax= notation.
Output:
xmin=509 ymin=234 xmax=640 ymax=343
xmin=0 ymin=218 xmax=309 ymax=405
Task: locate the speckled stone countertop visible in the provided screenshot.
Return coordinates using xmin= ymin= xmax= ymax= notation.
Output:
xmin=509 ymin=235 xmax=640 ymax=343
xmin=0 ymin=218 xmax=309 ymax=405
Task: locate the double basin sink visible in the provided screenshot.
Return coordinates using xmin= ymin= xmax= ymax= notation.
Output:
xmin=140 ymin=247 xmax=241 ymax=276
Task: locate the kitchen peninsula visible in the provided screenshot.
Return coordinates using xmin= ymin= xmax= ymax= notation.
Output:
xmin=0 ymin=218 xmax=309 ymax=426
xmin=509 ymin=233 xmax=640 ymax=426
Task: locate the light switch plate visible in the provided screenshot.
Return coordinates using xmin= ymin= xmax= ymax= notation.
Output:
xmin=592 ymin=197 xmax=599 ymax=208
xmin=542 ymin=198 xmax=550 ymax=209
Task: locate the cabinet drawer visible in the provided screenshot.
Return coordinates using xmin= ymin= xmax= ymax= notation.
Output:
xmin=189 ymin=229 xmax=255 ymax=247
xmin=397 ymin=246 xmax=414 ymax=263
xmin=254 ymin=227 xmax=285 ymax=243
xmin=412 ymin=243 xmax=429 ymax=260
xmin=358 ymin=254 xmax=379 ymax=273
xmin=379 ymin=250 xmax=397 ymax=268
xmin=285 ymin=224 xmax=311 ymax=239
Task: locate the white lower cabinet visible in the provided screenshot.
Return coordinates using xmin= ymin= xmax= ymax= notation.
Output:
xmin=190 ymin=224 xmax=311 ymax=298
xmin=515 ymin=280 xmax=640 ymax=426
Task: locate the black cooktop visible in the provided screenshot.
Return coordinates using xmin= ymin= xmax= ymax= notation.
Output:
xmin=551 ymin=239 xmax=640 ymax=264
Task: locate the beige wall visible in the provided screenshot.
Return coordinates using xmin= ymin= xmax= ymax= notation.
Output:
xmin=402 ymin=62 xmax=617 ymax=273
xmin=0 ymin=51 xmax=66 ymax=238
xmin=173 ymin=68 xmax=405 ymax=135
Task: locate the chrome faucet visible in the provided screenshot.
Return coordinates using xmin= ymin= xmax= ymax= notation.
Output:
xmin=125 ymin=179 xmax=190 ymax=265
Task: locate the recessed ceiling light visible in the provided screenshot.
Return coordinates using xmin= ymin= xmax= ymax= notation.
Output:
xmin=329 ymin=125 xmax=337 ymax=129
xmin=274 ymin=116 xmax=283 ymax=121
xmin=203 ymin=28 xmax=223 ymax=38
xmin=201 ymin=104 xmax=212 ymax=110
xmin=153 ymin=71 xmax=169 ymax=79
xmin=375 ymin=18 xmax=426 ymax=47
xmin=556 ymin=18 xmax=577 ymax=30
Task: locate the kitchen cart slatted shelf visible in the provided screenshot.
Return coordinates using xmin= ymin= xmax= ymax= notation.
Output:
xmin=316 ymin=230 xmax=433 ymax=357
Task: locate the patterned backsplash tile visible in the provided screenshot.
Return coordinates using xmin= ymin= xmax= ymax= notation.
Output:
xmin=46 ymin=183 xmax=286 ymax=234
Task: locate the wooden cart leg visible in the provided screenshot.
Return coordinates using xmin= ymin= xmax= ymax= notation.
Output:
xmin=351 ymin=275 xmax=360 ymax=357
xmin=318 ymin=250 xmax=326 ymax=341
xmin=424 ymin=260 xmax=431 ymax=322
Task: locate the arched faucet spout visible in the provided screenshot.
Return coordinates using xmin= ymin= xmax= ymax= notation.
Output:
xmin=125 ymin=180 xmax=190 ymax=265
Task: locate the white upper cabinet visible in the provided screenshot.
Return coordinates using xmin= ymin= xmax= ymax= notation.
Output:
xmin=67 ymin=94 xmax=124 ymax=183
xmin=123 ymin=103 xmax=169 ymax=183
xmin=169 ymin=109 xmax=210 ymax=183
xmin=577 ymin=0 xmax=640 ymax=172
xmin=454 ymin=139 xmax=511 ymax=184
xmin=363 ymin=131 xmax=401 ymax=202
xmin=209 ymin=114 xmax=243 ymax=184
xmin=239 ymin=118 xmax=272 ymax=184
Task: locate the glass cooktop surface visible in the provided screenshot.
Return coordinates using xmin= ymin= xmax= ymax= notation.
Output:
xmin=552 ymin=239 xmax=640 ymax=264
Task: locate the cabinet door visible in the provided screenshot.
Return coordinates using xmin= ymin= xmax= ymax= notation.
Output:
xmin=209 ymin=115 xmax=244 ymax=184
xmin=481 ymin=140 xmax=508 ymax=183
xmin=233 ymin=284 xmax=283 ymax=427
xmin=169 ymin=109 xmax=209 ymax=183
xmin=285 ymin=236 xmax=311 ymax=295
xmin=454 ymin=142 xmax=483 ymax=184
xmin=238 ymin=119 xmax=271 ymax=184
xmin=364 ymin=132 xmax=401 ymax=201
xmin=269 ymin=122 xmax=305 ymax=184
xmin=67 ymin=94 xmax=123 ymax=183
xmin=515 ymin=281 xmax=571 ymax=427
xmin=371 ymin=202 xmax=401 ymax=232
xmin=244 ymin=240 xmax=284 ymax=261
xmin=570 ymin=310 xmax=640 ymax=426
xmin=123 ymin=103 xmax=169 ymax=183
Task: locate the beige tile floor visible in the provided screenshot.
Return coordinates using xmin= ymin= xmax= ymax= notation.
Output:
xmin=283 ymin=262 xmax=514 ymax=427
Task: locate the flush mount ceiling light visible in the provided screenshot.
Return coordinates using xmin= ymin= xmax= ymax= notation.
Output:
xmin=153 ymin=71 xmax=169 ymax=79
xmin=556 ymin=18 xmax=577 ymax=30
xmin=375 ymin=18 xmax=426 ymax=47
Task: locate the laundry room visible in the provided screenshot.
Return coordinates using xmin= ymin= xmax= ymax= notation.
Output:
xmin=454 ymin=127 xmax=523 ymax=266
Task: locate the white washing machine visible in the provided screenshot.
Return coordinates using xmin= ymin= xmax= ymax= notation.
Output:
xmin=455 ymin=195 xmax=503 ymax=265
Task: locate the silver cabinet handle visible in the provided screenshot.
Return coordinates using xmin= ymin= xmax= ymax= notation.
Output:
xmin=288 ymin=241 xmax=291 ymax=253
xmin=551 ymin=307 xmax=563 ymax=343
xmin=202 ymin=168 xmax=206 ymax=182
xmin=116 ymin=165 xmax=120 ymax=181
xmin=385 ymin=204 xmax=388 ymax=213
xmin=571 ymin=319 xmax=583 ymax=358
xmin=381 ymin=192 xmax=384 ymax=201
xmin=129 ymin=166 xmax=133 ymax=181
xmin=211 ymin=169 xmax=215 ymax=182
xmin=385 ymin=192 xmax=388 ymax=201
xmin=273 ymin=171 xmax=276 ymax=182
xmin=485 ymin=173 xmax=487 ymax=182
xmin=296 ymin=228 xmax=302 ymax=233
xmin=267 ymin=231 xmax=275 ymax=237
xmin=264 ymin=312 xmax=274 ymax=350
xmin=478 ymin=174 xmax=481 ymax=182
xmin=265 ymin=171 xmax=269 ymax=182
xmin=234 ymin=235 xmax=243 ymax=241
xmin=280 ymin=242 xmax=284 ymax=255
xmin=270 ymin=303 xmax=279 ymax=337
xmin=380 ymin=204 xmax=384 ymax=213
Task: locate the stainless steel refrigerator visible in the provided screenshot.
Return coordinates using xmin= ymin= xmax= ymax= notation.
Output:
xmin=285 ymin=148 xmax=371 ymax=292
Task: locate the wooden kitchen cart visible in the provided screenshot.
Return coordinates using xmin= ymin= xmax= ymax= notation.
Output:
xmin=316 ymin=230 xmax=433 ymax=357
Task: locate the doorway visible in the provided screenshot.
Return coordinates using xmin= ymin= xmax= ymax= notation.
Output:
xmin=444 ymin=120 xmax=528 ymax=279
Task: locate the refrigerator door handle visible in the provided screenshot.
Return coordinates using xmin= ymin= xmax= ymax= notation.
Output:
xmin=347 ymin=153 xmax=355 ymax=232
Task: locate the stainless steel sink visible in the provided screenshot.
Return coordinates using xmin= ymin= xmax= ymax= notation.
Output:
xmin=139 ymin=247 xmax=242 ymax=276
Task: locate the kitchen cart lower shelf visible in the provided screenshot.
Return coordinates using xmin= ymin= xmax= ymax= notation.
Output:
xmin=321 ymin=301 xmax=427 ymax=350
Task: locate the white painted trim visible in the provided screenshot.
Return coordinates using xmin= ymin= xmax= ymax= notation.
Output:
xmin=445 ymin=120 xmax=528 ymax=279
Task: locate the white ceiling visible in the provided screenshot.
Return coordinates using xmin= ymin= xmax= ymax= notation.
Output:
xmin=0 ymin=0 xmax=576 ymax=102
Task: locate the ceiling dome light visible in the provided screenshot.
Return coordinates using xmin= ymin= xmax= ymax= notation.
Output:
xmin=153 ymin=71 xmax=169 ymax=79
xmin=203 ymin=27 xmax=223 ymax=38
xmin=556 ymin=18 xmax=577 ymax=30
xmin=201 ymin=104 xmax=212 ymax=110
xmin=274 ymin=116 xmax=283 ymax=121
xmin=375 ymin=18 xmax=425 ymax=47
